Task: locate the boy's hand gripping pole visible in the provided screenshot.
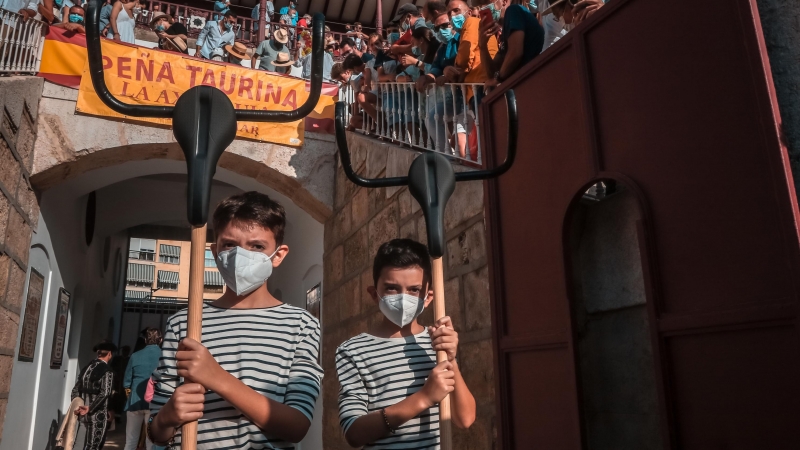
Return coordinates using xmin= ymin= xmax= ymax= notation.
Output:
xmin=334 ymin=91 xmax=518 ymax=449
xmin=84 ymin=4 xmax=327 ymax=448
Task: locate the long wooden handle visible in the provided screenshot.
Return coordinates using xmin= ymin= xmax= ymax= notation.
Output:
xmin=431 ymin=257 xmax=452 ymax=450
xmin=181 ymin=224 xmax=207 ymax=450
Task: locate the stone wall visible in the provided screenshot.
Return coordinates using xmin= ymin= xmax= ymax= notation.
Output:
xmin=0 ymin=76 xmax=43 ymax=444
xmin=320 ymin=133 xmax=496 ymax=449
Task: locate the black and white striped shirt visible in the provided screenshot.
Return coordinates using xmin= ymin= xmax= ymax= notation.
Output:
xmin=336 ymin=331 xmax=439 ymax=449
xmin=150 ymin=303 xmax=323 ymax=449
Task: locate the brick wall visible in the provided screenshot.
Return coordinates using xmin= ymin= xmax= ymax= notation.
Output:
xmin=0 ymin=76 xmax=43 ymax=443
xmin=321 ymin=133 xmax=496 ymax=449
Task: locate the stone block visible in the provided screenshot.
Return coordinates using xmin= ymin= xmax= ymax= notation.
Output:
xmin=0 ymin=307 xmax=19 ymax=350
xmin=366 ymin=147 xmax=389 ymax=179
xmin=339 ymin=275 xmax=361 ymax=321
xmin=351 ymin=188 xmax=370 ymax=228
xmin=367 ymin=203 xmax=398 ymax=258
xmin=444 ymin=276 xmax=463 ymax=330
xmin=334 ymin=166 xmax=348 ymax=210
xmin=0 ymin=194 xmax=9 ymax=248
xmin=453 ymin=408 xmax=495 ymax=450
xmin=4 ymin=260 xmax=25 ymax=313
xmin=444 ymin=180 xmax=484 ymax=231
xmin=0 ymin=255 xmax=9 ymax=304
xmin=416 ymin=215 xmax=428 ymax=249
xmin=15 ymin=180 xmax=37 ymax=229
xmin=323 ymin=245 xmax=344 ymax=289
xmin=332 ymin=202 xmax=352 ymax=246
xmin=464 ymin=266 xmax=491 ymax=331
xmin=4 ymin=208 xmax=30 ymax=267
xmin=367 ymin=184 xmax=386 ymax=215
xmin=360 ymin=269 xmax=375 ymax=314
xmin=322 ymin=287 xmax=341 ymax=329
xmin=0 ymin=398 xmax=6 ymax=440
xmin=0 ymin=139 xmax=19 ymax=197
xmin=343 ymin=226 xmax=368 ymax=277
xmin=0 ymin=355 xmax=11 ymax=393
xmin=399 ymin=219 xmax=417 ymax=241
xmin=446 ymin=220 xmax=487 ymax=273
xmin=16 ymin=113 xmax=35 ymax=174
xmin=398 ymin=188 xmax=413 ymax=220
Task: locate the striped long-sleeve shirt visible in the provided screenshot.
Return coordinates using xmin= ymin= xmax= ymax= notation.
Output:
xmin=336 ymin=331 xmax=439 ymax=449
xmin=150 ymin=303 xmax=323 ymax=449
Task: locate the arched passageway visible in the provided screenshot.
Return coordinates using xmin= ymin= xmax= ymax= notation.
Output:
xmin=2 ymin=156 xmax=326 ymax=450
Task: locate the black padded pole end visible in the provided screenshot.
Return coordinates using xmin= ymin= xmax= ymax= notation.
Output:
xmin=407 ymin=153 xmax=456 ymax=258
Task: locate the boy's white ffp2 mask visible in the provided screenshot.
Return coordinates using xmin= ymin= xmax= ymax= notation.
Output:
xmin=216 ymin=246 xmax=279 ymax=296
xmin=379 ymin=293 xmax=426 ymax=328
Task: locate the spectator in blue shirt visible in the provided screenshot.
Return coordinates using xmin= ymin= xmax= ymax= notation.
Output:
xmin=214 ymin=0 xmax=230 ymax=20
xmin=196 ymin=11 xmax=238 ymax=59
xmin=278 ymin=1 xmax=298 ymax=25
xmin=122 ymin=328 xmax=162 ymax=450
xmin=251 ymin=0 xmax=274 ymax=21
xmin=479 ymin=0 xmax=545 ymax=90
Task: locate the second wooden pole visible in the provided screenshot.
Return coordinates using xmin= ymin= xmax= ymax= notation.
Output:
xmin=431 ymin=257 xmax=452 ymax=450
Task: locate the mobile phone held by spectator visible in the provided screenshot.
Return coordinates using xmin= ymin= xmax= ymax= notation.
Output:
xmin=479 ymin=7 xmax=493 ymax=27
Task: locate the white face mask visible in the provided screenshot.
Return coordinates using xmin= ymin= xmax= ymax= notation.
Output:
xmin=215 ymin=246 xmax=279 ymax=296
xmin=379 ymin=293 xmax=426 ymax=328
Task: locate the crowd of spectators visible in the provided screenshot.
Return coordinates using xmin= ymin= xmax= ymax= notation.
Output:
xmin=325 ymin=0 xmax=605 ymax=156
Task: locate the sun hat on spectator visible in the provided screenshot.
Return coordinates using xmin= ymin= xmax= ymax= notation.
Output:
xmin=542 ymin=0 xmax=572 ymax=15
xmin=164 ymin=35 xmax=188 ymax=52
xmin=149 ymin=13 xmax=173 ymax=28
xmin=391 ymin=3 xmax=419 ymax=23
xmin=224 ymin=42 xmax=249 ymax=59
xmin=272 ymin=52 xmax=295 ymax=66
xmin=273 ymin=28 xmax=289 ymax=44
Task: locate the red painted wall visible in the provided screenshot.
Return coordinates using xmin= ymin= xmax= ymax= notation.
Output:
xmin=481 ymin=0 xmax=800 ymax=448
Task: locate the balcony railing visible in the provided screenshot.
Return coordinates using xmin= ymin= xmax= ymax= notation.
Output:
xmin=0 ymin=9 xmax=44 ymax=74
xmin=134 ymin=0 xmax=348 ymax=53
xmin=341 ymin=82 xmax=485 ymax=165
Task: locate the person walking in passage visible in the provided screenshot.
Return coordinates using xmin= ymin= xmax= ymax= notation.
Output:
xmin=123 ymin=328 xmax=162 ymax=450
xmin=71 ymin=342 xmax=117 ymax=450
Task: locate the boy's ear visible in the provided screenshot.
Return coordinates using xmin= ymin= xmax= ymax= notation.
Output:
xmin=271 ymin=244 xmax=290 ymax=268
xmin=423 ymin=288 xmax=434 ymax=308
xmin=367 ymin=285 xmax=380 ymax=303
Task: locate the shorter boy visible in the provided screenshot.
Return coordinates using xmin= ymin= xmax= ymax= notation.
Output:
xmin=336 ymin=239 xmax=476 ymax=449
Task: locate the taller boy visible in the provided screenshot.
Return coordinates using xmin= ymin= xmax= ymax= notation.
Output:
xmin=337 ymin=239 xmax=476 ymax=448
xmin=148 ymin=192 xmax=323 ymax=449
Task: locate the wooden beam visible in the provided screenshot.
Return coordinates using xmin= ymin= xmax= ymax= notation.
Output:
xmin=388 ymin=0 xmax=401 ymax=25
xmin=354 ymin=0 xmax=366 ymax=25
xmin=338 ymin=0 xmax=349 ymax=23
xmin=322 ymin=0 xmax=333 ymax=18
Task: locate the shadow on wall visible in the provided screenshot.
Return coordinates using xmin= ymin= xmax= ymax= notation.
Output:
xmin=564 ymin=181 xmax=665 ymax=450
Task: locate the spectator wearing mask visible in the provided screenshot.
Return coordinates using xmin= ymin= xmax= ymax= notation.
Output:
xmin=346 ymin=22 xmax=367 ymax=50
xmin=122 ymin=328 xmax=162 ymax=450
xmin=542 ymin=0 xmax=603 ymax=37
xmin=53 ymin=5 xmax=86 ymax=33
xmin=252 ymin=27 xmax=288 ymax=71
xmin=298 ymin=13 xmax=311 ymax=27
xmin=109 ymin=0 xmax=138 ymax=44
xmin=196 ymin=11 xmax=237 ymax=59
xmin=398 ymin=26 xmax=440 ymax=81
xmin=151 ymin=14 xmax=189 ymax=54
xmin=272 ymin=52 xmax=295 ymax=74
xmin=332 ymin=62 xmax=365 ymax=130
xmin=279 ymin=1 xmax=297 ymax=25
xmin=480 ymin=0 xmax=545 ymax=90
xmin=38 ymin=0 xmax=75 ymax=25
xmin=343 ymin=53 xmax=378 ymax=123
xmin=447 ymin=0 xmax=498 ymax=85
xmin=224 ymin=42 xmax=249 ymax=66
xmin=390 ymin=3 xmax=427 ymax=56
xmin=341 ymin=37 xmax=374 ymax=64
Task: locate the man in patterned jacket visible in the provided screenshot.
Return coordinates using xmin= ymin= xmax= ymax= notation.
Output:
xmin=71 ymin=342 xmax=116 ymax=450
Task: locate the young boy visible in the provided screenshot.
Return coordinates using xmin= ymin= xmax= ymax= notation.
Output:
xmin=336 ymin=239 xmax=476 ymax=448
xmin=147 ymin=192 xmax=323 ymax=449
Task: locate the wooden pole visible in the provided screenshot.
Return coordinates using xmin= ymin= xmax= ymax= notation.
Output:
xmin=375 ymin=0 xmax=382 ymax=35
xmin=431 ymin=257 xmax=452 ymax=450
xmin=181 ymin=224 xmax=207 ymax=450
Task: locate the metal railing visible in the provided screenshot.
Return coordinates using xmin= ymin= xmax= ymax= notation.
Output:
xmin=134 ymin=0 xmax=348 ymax=52
xmin=341 ymin=82 xmax=485 ymax=164
xmin=0 ymin=9 xmax=44 ymax=74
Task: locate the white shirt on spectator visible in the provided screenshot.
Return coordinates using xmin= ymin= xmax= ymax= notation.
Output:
xmin=196 ymin=20 xmax=236 ymax=59
xmin=538 ymin=0 xmax=566 ymax=49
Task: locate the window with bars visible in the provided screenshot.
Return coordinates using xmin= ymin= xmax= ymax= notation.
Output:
xmin=159 ymin=244 xmax=181 ymax=264
xmin=129 ymin=238 xmax=156 ymax=261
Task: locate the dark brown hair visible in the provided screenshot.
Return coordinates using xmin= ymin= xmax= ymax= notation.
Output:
xmin=212 ymin=191 xmax=286 ymax=244
xmin=144 ymin=327 xmax=162 ymax=346
xmin=372 ymin=239 xmax=432 ymax=286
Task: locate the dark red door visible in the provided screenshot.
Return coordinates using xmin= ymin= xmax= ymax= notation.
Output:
xmin=481 ymin=0 xmax=800 ymax=448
